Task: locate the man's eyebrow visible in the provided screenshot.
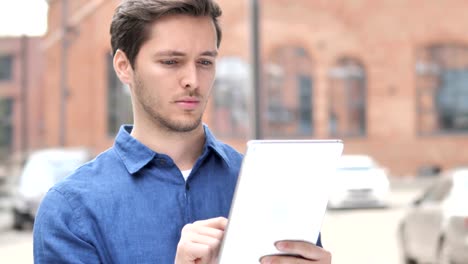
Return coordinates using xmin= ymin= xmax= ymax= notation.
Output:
xmin=200 ymin=50 xmax=218 ymax=57
xmin=154 ymin=50 xmax=218 ymax=57
xmin=154 ymin=50 xmax=186 ymax=57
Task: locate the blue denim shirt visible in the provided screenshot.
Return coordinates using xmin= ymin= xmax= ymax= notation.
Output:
xmin=33 ymin=125 xmax=322 ymax=263
xmin=33 ymin=125 xmax=242 ymax=263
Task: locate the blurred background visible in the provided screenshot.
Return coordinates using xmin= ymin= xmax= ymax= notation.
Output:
xmin=1 ymin=0 xmax=468 ymax=263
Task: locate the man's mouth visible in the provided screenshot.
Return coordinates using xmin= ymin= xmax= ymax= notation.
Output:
xmin=175 ymin=98 xmax=200 ymax=110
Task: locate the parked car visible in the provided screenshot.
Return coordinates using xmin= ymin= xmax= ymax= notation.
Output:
xmin=12 ymin=148 xmax=91 ymax=230
xmin=328 ymin=154 xmax=390 ymax=209
xmin=398 ymin=168 xmax=468 ymax=264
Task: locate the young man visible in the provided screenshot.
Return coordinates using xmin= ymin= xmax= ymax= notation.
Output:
xmin=33 ymin=0 xmax=332 ymax=263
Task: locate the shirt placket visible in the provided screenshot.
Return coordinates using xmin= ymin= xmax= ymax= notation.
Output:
xmin=184 ymin=178 xmax=191 ymax=223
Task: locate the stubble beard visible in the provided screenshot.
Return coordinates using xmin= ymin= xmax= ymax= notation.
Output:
xmin=134 ymin=74 xmax=204 ymax=133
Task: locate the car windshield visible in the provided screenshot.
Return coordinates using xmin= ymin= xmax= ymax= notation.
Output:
xmin=338 ymin=166 xmax=372 ymax=171
xmin=337 ymin=156 xmax=375 ymax=170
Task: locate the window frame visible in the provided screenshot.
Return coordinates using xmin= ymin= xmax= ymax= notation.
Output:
xmin=328 ymin=57 xmax=367 ymax=138
xmin=416 ymin=43 xmax=468 ymax=135
xmin=264 ymin=46 xmax=315 ymax=138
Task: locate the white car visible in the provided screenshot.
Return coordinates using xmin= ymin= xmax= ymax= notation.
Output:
xmin=328 ymin=155 xmax=390 ymax=209
xmin=12 ymin=148 xmax=91 ymax=229
xmin=398 ymin=168 xmax=468 ymax=264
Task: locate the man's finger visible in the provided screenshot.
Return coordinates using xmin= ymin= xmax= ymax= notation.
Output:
xmin=186 ymin=232 xmax=222 ymax=248
xmin=193 ymin=217 xmax=228 ymax=230
xmin=274 ymin=240 xmax=330 ymax=260
xmin=177 ymin=241 xmax=213 ymax=263
xmin=182 ymin=224 xmax=225 ymax=239
xmin=260 ymin=255 xmax=310 ymax=264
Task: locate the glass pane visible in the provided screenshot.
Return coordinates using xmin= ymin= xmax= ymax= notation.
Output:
xmin=423 ymin=180 xmax=453 ymax=202
xmin=265 ymin=47 xmax=314 ymax=137
xmin=0 ymin=55 xmax=13 ymax=81
xmin=328 ymin=58 xmax=366 ymax=137
xmin=0 ymin=98 xmax=12 ymax=160
xmin=437 ymin=69 xmax=468 ymax=131
xmin=416 ymin=44 xmax=468 ymax=134
xmin=298 ymin=75 xmax=312 ymax=134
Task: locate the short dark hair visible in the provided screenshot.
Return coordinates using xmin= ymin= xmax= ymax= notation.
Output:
xmin=110 ymin=0 xmax=222 ymax=68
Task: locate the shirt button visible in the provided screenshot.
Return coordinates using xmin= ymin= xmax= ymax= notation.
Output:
xmin=185 ymin=184 xmax=190 ymax=191
xmin=157 ymin=159 xmax=166 ymax=166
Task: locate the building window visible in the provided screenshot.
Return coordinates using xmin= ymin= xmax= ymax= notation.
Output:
xmin=212 ymin=57 xmax=250 ymax=138
xmin=416 ymin=44 xmax=468 ymax=134
xmin=328 ymin=57 xmax=367 ymax=137
xmin=265 ymin=46 xmax=314 ymax=137
xmin=106 ymin=53 xmax=133 ymax=136
xmin=0 ymin=55 xmax=13 ymax=81
xmin=0 ymin=98 xmax=12 ymax=160
xmin=298 ymin=75 xmax=313 ymax=134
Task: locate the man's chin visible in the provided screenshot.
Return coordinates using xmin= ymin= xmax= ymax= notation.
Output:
xmin=159 ymin=118 xmax=202 ymax=133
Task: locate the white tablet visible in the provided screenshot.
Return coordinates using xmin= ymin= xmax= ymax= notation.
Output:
xmin=218 ymin=140 xmax=343 ymax=263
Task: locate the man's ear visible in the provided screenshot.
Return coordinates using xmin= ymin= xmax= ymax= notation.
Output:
xmin=113 ymin=49 xmax=133 ymax=85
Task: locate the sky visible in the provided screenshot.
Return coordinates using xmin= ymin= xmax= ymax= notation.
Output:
xmin=0 ymin=0 xmax=48 ymax=36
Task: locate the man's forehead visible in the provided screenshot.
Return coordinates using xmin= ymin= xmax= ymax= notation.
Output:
xmin=148 ymin=14 xmax=216 ymax=35
xmin=141 ymin=15 xmax=218 ymax=56
xmin=153 ymin=50 xmax=218 ymax=57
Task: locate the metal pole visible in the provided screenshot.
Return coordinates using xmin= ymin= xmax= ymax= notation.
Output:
xmin=250 ymin=0 xmax=262 ymax=139
xmin=20 ymin=35 xmax=29 ymax=153
xmin=59 ymin=0 xmax=69 ymax=146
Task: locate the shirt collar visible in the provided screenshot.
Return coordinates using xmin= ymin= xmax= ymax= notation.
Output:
xmin=114 ymin=125 xmax=230 ymax=174
xmin=114 ymin=125 xmax=157 ymax=174
xmin=203 ymin=124 xmax=230 ymax=165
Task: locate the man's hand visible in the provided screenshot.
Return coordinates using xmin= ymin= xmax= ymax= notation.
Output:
xmin=175 ymin=217 xmax=227 ymax=264
xmin=260 ymin=240 xmax=332 ymax=264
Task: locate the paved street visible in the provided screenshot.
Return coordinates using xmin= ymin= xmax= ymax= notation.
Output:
xmin=0 ymin=230 xmax=32 ymax=264
xmin=0 ymin=180 xmax=427 ymax=264
xmin=322 ymin=188 xmax=420 ymax=264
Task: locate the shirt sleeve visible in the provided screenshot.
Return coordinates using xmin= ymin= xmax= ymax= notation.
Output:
xmin=33 ymin=189 xmax=101 ymax=264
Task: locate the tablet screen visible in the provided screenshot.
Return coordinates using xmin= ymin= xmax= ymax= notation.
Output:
xmin=218 ymin=140 xmax=343 ymax=263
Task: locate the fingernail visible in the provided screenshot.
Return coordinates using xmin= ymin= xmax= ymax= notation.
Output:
xmin=260 ymin=256 xmax=272 ymax=264
xmin=275 ymin=241 xmax=286 ymax=251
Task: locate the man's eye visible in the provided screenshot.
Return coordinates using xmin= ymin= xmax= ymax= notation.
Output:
xmin=161 ymin=60 xmax=177 ymax=65
xmin=199 ymin=60 xmax=213 ymax=66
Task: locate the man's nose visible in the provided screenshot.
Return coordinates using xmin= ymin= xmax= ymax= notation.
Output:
xmin=180 ymin=64 xmax=199 ymax=90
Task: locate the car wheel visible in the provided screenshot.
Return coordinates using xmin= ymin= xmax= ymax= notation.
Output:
xmin=402 ymin=253 xmax=418 ymax=264
xmin=12 ymin=209 xmax=25 ymax=230
xmin=438 ymin=239 xmax=453 ymax=264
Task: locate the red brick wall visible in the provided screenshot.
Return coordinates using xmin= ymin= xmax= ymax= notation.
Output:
xmin=42 ymin=0 xmax=118 ymax=153
xmin=0 ymin=37 xmax=44 ymax=156
xmin=42 ymin=0 xmax=468 ymax=176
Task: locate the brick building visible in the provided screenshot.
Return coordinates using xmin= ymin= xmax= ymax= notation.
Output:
xmin=0 ymin=36 xmax=44 ymax=162
xmin=42 ymin=0 xmax=468 ymax=176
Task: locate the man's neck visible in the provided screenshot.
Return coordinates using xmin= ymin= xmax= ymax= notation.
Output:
xmin=130 ymin=122 xmax=206 ymax=171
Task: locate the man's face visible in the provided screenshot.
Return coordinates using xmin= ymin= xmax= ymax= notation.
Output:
xmin=131 ymin=14 xmax=218 ymax=132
